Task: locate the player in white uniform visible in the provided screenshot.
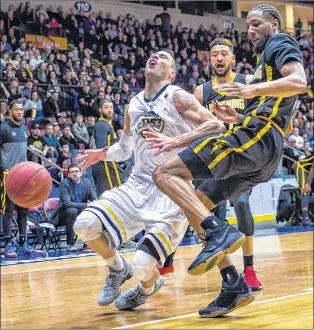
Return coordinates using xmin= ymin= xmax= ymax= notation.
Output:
xmin=74 ymin=51 xmax=225 ymax=310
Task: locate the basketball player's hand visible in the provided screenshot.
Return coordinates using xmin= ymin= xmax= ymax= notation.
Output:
xmin=212 ymin=101 xmax=241 ymax=124
xmin=303 ymin=183 xmax=311 ymax=194
xmin=144 ymin=129 xmax=176 ymax=156
xmin=77 ymin=147 xmax=109 ymax=172
xmin=213 ymin=82 xmax=256 ymax=99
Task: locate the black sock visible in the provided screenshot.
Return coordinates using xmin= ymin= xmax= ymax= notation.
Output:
xmin=4 ymin=236 xmax=11 ymax=247
xmin=220 ymin=265 xmax=239 ymax=286
xmin=244 ymin=255 xmax=253 ymax=270
xmin=19 ymin=236 xmax=26 ymax=246
xmin=201 ymin=216 xmax=224 ymax=231
xmin=164 ymin=251 xmax=175 ymax=267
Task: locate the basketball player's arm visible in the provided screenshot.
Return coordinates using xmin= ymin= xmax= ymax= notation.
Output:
xmin=145 ymin=90 xmax=225 ymax=154
xmin=214 ymin=62 xmax=306 ymax=99
xmin=77 ymin=106 xmax=133 ymax=171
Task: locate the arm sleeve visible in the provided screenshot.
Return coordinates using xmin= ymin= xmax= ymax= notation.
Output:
xmin=106 ymin=131 xmax=133 ymax=162
xmin=264 ymin=34 xmax=303 ymax=71
xmin=59 ymin=182 xmax=87 ymax=209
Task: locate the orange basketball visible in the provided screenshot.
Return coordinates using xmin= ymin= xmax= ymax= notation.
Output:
xmin=5 ymin=162 xmax=52 ymax=208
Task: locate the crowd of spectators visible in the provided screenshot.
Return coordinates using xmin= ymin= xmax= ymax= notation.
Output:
xmin=0 ymin=3 xmax=313 ymax=177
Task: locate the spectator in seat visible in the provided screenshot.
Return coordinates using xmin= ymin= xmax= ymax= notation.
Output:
xmin=53 ymin=122 xmax=63 ymax=139
xmin=72 ymin=114 xmax=90 ymax=148
xmin=43 ymin=91 xmax=67 ymax=120
xmin=23 ymin=91 xmax=44 ymax=121
xmin=289 ymin=127 xmax=304 ymax=149
xmin=43 ymin=123 xmax=61 ymax=158
xmin=7 ymin=79 xmax=22 ymax=103
xmin=21 ymin=80 xmax=33 ymax=100
xmin=59 ymin=125 xmax=80 ymax=151
xmin=78 ymin=84 xmax=95 ymax=117
xmin=27 ymin=122 xmax=48 ymax=164
xmin=128 ymin=76 xmax=140 ymax=89
xmin=304 ymin=141 xmax=313 ymax=156
xmin=16 ymin=59 xmax=33 ymax=83
xmin=86 ymin=116 xmax=96 ymax=149
xmin=29 ymin=49 xmax=43 ymax=69
xmin=50 ymin=163 xmax=97 ymax=252
xmin=57 ymin=143 xmax=69 ymax=166
xmin=113 ymin=92 xmax=124 ymax=133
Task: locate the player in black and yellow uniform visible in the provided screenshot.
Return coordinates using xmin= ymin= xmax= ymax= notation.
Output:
xmin=295 ymin=154 xmax=314 ymax=226
xmin=0 ymin=100 xmax=43 ymax=259
xmin=148 ymin=5 xmax=307 ymax=317
xmin=92 ymin=100 xmax=123 ymax=196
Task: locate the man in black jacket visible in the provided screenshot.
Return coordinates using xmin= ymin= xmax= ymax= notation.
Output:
xmin=52 ymin=163 xmax=97 ymax=251
xmin=43 ymin=91 xmax=67 ymax=120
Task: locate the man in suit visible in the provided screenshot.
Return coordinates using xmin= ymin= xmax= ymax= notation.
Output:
xmin=53 ymin=163 xmax=97 ymax=251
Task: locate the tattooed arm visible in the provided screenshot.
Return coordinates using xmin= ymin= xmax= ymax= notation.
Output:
xmin=144 ymin=89 xmax=225 ymax=155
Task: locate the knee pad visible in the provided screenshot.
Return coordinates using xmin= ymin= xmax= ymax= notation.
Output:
xmin=237 ymin=214 xmax=254 ymax=236
xmin=132 ymin=249 xmax=158 ymax=281
xmin=73 ymin=210 xmax=104 ymax=242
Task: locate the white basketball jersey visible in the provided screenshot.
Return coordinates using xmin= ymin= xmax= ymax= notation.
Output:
xmin=128 ymin=84 xmax=196 ymax=183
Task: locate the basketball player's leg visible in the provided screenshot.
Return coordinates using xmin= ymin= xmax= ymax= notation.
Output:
xmin=231 ymin=191 xmax=262 ymax=291
xmin=74 ymin=186 xmax=142 ymax=306
xmin=153 ymin=153 xmax=245 ymax=275
xmin=116 ymin=200 xmax=188 ymax=310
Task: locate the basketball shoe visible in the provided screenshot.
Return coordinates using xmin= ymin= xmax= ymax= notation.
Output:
xmin=244 ymin=266 xmax=262 ymax=291
xmin=188 ymin=219 xmax=245 ymax=275
xmin=4 ymin=243 xmax=17 ymax=259
xmin=115 ymin=276 xmax=164 ymax=310
xmin=158 ymin=251 xmax=175 ymax=276
xmin=98 ymin=257 xmax=133 ymax=306
xmin=199 ymin=274 xmax=255 ymax=317
xmin=15 ymin=242 xmax=43 ymax=257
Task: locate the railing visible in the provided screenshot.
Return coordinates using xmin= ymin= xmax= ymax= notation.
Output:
xmin=27 ymin=147 xmax=64 ymax=186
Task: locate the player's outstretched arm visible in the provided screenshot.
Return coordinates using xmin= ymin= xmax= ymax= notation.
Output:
xmin=214 ymin=61 xmax=307 ymax=99
xmin=77 ymin=106 xmax=133 ymax=171
xmin=145 ymin=89 xmax=225 ymax=155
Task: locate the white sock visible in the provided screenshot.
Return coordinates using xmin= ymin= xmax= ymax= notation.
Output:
xmin=106 ymin=252 xmax=124 ymax=270
xmin=139 ymin=282 xmax=155 ymax=296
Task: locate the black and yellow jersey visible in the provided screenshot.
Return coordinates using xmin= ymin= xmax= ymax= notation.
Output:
xmin=296 ymin=155 xmax=314 ymax=191
xmin=244 ymin=33 xmax=303 ymax=132
xmin=203 ymin=73 xmax=247 ymax=112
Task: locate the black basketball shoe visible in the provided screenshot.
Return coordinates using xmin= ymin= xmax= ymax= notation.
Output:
xmin=188 ymin=223 xmax=245 ymax=276
xmin=199 ymin=274 xmax=255 ymax=318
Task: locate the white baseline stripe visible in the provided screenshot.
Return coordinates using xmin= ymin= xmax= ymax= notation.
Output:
xmin=113 ymin=290 xmax=313 ymax=329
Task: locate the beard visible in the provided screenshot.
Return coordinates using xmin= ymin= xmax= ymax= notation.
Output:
xmin=101 ymin=112 xmax=113 ymax=120
xmin=11 ymin=114 xmax=23 ymax=122
xmin=212 ymin=63 xmax=232 ymax=77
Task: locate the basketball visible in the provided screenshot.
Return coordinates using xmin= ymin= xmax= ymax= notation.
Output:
xmin=5 ymin=161 xmax=52 ymax=208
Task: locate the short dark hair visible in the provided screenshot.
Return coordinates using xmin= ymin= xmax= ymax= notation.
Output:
xmin=99 ymin=99 xmax=113 ymax=108
xmin=210 ymin=38 xmax=234 ymax=53
xmin=250 ymin=4 xmax=281 ymax=29
xmin=68 ymin=163 xmax=81 ymax=172
xmin=9 ymin=99 xmax=24 ymax=110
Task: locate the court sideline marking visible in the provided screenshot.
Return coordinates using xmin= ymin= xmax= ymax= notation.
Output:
xmin=112 ymin=290 xmax=313 ymax=329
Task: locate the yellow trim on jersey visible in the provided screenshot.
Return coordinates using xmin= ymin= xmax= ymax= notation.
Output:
xmin=242 ymin=116 xmax=251 ymax=127
xmin=207 ymin=121 xmax=273 ymax=170
xmin=212 ymin=72 xmax=237 ymax=96
xmin=252 ymin=64 xmax=272 ymax=117
xmin=112 ymin=161 xmax=122 ymax=186
xmin=155 ymin=230 xmax=173 ymax=255
xmin=193 ymin=134 xmax=223 ymax=154
xmin=104 ymin=161 xmax=113 ymax=189
xmin=107 ymin=134 xmax=111 ymax=147
xmin=296 ymin=156 xmax=314 ymax=190
xmin=100 ymin=202 xmax=127 ymax=242
xmin=0 ymin=170 xmax=8 ymax=212
xmin=251 ymin=115 xmax=285 ymax=137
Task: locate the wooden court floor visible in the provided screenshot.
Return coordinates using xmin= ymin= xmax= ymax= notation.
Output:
xmin=1 ymin=232 xmax=313 ymax=329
